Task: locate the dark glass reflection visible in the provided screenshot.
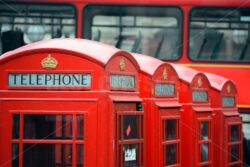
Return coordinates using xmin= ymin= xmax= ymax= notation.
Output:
xmin=230 ymin=145 xmax=239 ymax=162
xmin=76 ymin=145 xmax=84 ymax=167
xmin=12 ymin=144 xmax=19 ymax=167
xmin=166 ymin=144 xmax=177 ymax=165
xmin=201 ymin=143 xmax=209 ymax=162
xmin=230 ymin=125 xmax=240 ymax=141
xmin=165 ymin=119 xmax=177 ymax=140
xmin=200 ymin=121 xmax=209 ymax=140
xmin=76 ymin=115 xmax=84 ymax=140
xmin=12 ymin=115 xmax=19 ymax=139
xmin=123 ymin=116 xmax=139 ymax=139
xmin=24 ymin=115 xmax=72 ymax=139
xmin=123 ymin=144 xmax=138 ymax=167
xmin=23 ymin=144 xmax=72 ymax=167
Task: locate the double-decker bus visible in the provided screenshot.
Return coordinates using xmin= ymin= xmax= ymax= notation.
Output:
xmin=0 ymin=0 xmax=250 ymax=166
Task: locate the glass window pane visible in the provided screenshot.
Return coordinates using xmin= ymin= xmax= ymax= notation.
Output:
xmin=76 ymin=145 xmax=84 ymax=167
xmin=200 ymin=121 xmax=209 ymax=140
xmin=23 ymin=144 xmax=72 ymax=167
xmin=123 ymin=115 xmax=139 ymax=139
xmin=0 ymin=3 xmax=76 ymax=54
xmin=200 ymin=143 xmax=209 ymax=162
xmin=12 ymin=144 xmax=19 ymax=167
xmin=83 ymin=5 xmax=182 ymax=60
xmin=230 ymin=125 xmax=240 ymax=141
xmin=243 ymin=124 xmax=250 ymax=140
xmin=24 ymin=115 xmax=72 ymax=139
xmin=123 ymin=144 xmax=139 ymax=167
xmin=230 ymin=145 xmax=239 ymax=162
xmin=12 ymin=114 xmax=19 ymax=139
xmin=165 ymin=119 xmax=177 ymax=140
xmin=189 ymin=7 xmax=250 ymax=62
xmin=166 ymin=144 xmax=177 ymax=165
xmin=77 ymin=115 xmax=84 ymax=140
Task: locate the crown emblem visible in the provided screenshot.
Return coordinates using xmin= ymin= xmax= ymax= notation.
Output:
xmin=227 ymin=84 xmax=231 ymax=94
xmin=119 ymin=58 xmax=126 ymax=71
xmin=163 ymin=67 xmax=168 ymax=80
xmin=41 ymin=54 xmax=58 ymax=69
xmin=198 ymin=77 xmax=202 ymax=87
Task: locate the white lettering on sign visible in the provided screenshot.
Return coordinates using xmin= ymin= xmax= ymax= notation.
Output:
xmin=222 ymin=97 xmax=235 ymax=107
xmin=192 ymin=90 xmax=208 ymax=102
xmin=8 ymin=73 xmax=91 ymax=87
xmin=155 ymin=83 xmax=175 ymax=96
xmin=124 ymin=148 xmax=136 ymax=161
xmin=110 ymin=74 xmax=135 ymax=89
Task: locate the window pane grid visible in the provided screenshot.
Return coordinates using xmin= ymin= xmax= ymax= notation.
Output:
xmin=117 ymin=107 xmax=144 ymax=167
xmin=199 ymin=121 xmax=211 ymax=163
xmin=162 ymin=119 xmax=180 ymax=166
xmin=11 ymin=113 xmax=84 ymax=167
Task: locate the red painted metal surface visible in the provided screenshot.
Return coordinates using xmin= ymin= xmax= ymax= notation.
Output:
xmin=132 ymin=53 xmax=181 ymax=167
xmin=0 ymin=39 xmax=142 ymax=167
xmin=171 ymin=64 xmax=214 ymax=167
xmin=205 ymin=72 xmax=243 ymax=167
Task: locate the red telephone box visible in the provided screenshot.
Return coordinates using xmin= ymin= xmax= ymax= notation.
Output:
xmin=172 ymin=64 xmax=213 ymax=167
xmin=205 ymin=72 xmax=242 ymax=167
xmin=0 ymin=39 xmax=143 ymax=167
xmin=132 ymin=53 xmax=181 ymax=167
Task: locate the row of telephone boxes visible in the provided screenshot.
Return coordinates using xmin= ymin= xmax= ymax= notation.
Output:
xmin=0 ymin=39 xmax=242 ymax=167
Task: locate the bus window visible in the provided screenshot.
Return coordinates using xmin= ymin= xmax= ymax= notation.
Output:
xmin=83 ymin=5 xmax=182 ymax=61
xmin=0 ymin=3 xmax=76 ymax=54
xmin=189 ymin=7 xmax=250 ymax=62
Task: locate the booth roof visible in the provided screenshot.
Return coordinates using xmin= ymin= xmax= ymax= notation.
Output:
xmin=204 ymin=72 xmax=236 ymax=92
xmin=131 ymin=53 xmax=163 ymax=76
xmin=0 ymin=38 xmax=124 ymax=66
xmin=171 ymin=64 xmax=200 ymax=84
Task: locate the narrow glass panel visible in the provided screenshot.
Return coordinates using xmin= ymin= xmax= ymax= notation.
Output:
xmin=200 ymin=143 xmax=209 ymax=162
xmin=12 ymin=144 xmax=19 ymax=167
xmin=230 ymin=145 xmax=239 ymax=162
xmin=23 ymin=144 xmax=72 ymax=167
xmin=123 ymin=115 xmax=139 ymax=139
xmin=24 ymin=115 xmax=72 ymax=139
xmin=76 ymin=145 xmax=84 ymax=167
xmin=77 ymin=115 xmax=84 ymax=140
xmin=12 ymin=114 xmax=19 ymax=139
xmin=123 ymin=144 xmax=139 ymax=167
xmin=166 ymin=144 xmax=177 ymax=165
xmin=165 ymin=119 xmax=177 ymax=140
xmin=230 ymin=125 xmax=240 ymax=141
xmin=200 ymin=121 xmax=209 ymax=140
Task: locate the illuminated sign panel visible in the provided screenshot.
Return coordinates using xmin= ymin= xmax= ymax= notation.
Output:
xmin=8 ymin=73 xmax=91 ymax=87
xmin=222 ymin=97 xmax=235 ymax=107
xmin=192 ymin=90 xmax=208 ymax=102
xmin=110 ymin=74 xmax=135 ymax=89
xmin=155 ymin=83 xmax=175 ymax=96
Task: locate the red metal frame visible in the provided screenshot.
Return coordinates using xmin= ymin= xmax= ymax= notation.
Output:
xmin=0 ymin=39 xmax=142 ymax=167
xmin=1 ymin=0 xmax=250 ymax=112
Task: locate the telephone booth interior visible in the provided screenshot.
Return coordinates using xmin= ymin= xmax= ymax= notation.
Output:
xmin=205 ymin=72 xmax=242 ymax=167
xmin=0 ymin=38 xmax=143 ymax=167
xmin=132 ymin=53 xmax=181 ymax=167
xmin=172 ymin=64 xmax=213 ymax=167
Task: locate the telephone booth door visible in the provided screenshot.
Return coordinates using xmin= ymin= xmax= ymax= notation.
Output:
xmin=225 ymin=117 xmax=242 ymax=167
xmin=159 ymin=108 xmax=180 ymax=167
xmin=196 ymin=115 xmax=212 ymax=167
xmin=6 ymin=100 xmax=95 ymax=167
xmin=114 ymin=102 xmax=144 ymax=167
